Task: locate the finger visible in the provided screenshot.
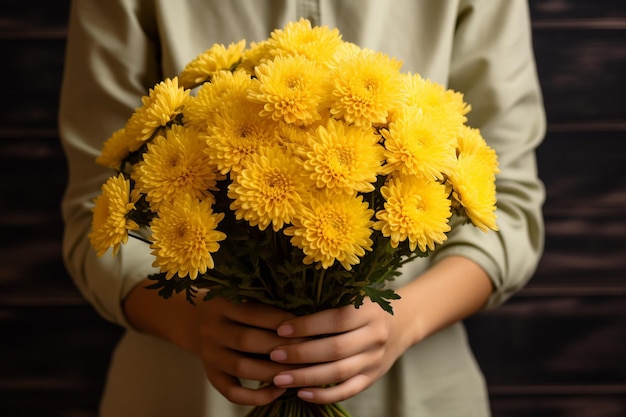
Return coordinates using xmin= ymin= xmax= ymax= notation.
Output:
xmin=207 ymin=369 xmax=287 ymax=406
xmin=270 ymin=326 xmax=373 ymax=364
xmin=218 ymin=298 xmax=297 ymax=331
xmin=273 ymin=352 xmax=372 ymax=388
xmin=214 ymin=320 xmax=295 ymax=354
xmin=296 ymin=373 xmax=371 ymax=405
xmin=214 ymin=347 xmax=295 ymax=383
xmin=208 ymin=316 xmax=308 ymax=355
xmin=277 ymin=305 xmax=369 ymax=338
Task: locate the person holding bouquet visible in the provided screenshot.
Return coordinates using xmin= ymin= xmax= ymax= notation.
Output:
xmin=59 ymin=1 xmax=545 ymax=416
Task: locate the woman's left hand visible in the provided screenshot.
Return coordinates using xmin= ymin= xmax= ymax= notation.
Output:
xmin=269 ymin=298 xmax=415 ymax=404
xmin=269 ymin=256 xmax=495 ymax=404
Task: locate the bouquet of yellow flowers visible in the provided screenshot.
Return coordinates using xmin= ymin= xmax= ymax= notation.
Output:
xmin=89 ymin=18 xmax=499 ymax=417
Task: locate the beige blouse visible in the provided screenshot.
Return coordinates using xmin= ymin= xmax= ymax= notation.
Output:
xmin=59 ymin=1 xmax=545 ymax=416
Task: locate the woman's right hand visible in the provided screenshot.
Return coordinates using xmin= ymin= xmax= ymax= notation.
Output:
xmin=193 ymin=296 xmax=303 ymax=405
xmin=124 ymin=280 xmax=303 ymax=406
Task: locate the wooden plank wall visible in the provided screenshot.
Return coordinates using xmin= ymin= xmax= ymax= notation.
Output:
xmin=464 ymin=1 xmax=626 ymax=416
xmin=1 ymin=1 xmax=624 ymax=416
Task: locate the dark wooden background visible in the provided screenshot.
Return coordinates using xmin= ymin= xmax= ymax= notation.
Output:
xmin=1 ymin=1 xmax=625 ymax=416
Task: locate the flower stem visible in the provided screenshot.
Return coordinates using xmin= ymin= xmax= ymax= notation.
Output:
xmin=316 ymin=268 xmax=326 ymax=306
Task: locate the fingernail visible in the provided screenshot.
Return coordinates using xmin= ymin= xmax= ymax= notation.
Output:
xmin=277 ymin=324 xmax=293 ymax=336
xmin=298 ymin=390 xmax=314 ymax=400
xmin=270 ymin=349 xmax=287 ymax=361
xmin=274 ymin=374 xmax=294 ymax=386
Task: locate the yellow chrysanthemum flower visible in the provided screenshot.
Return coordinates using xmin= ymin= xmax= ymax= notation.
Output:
xmin=274 ymin=121 xmax=320 ymax=155
xmin=228 ymin=145 xmax=310 ymax=232
xmin=240 ymin=40 xmax=272 ymax=74
xmin=89 ymin=173 xmax=141 ymax=256
xmin=456 ymin=124 xmax=499 ymax=160
xmin=132 ymin=125 xmax=223 ymax=211
xmin=267 ymin=18 xmax=343 ymax=66
xmin=374 ymin=175 xmax=452 ymax=253
xmin=328 ymin=42 xmax=362 ymax=68
xmin=185 ymin=70 xmax=257 ymax=133
xmin=204 ymin=101 xmax=279 ymax=174
xmin=304 ymin=119 xmax=384 ymax=195
xmin=125 ymin=77 xmax=190 ymax=147
xmin=249 ymin=54 xmax=326 ymax=125
xmin=179 ymin=40 xmax=246 ymax=89
xmin=381 ymin=106 xmax=457 ymax=180
xmin=150 ymin=195 xmax=226 ymax=280
xmin=401 ymin=73 xmax=470 ymax=121
xmin=449 ymin=126 xmax=499 ymax=232
xmin=328 ymin=49 xmax=405 ymax=127
xmin=96 ymin=128 xmax=134 ymax=169
xmin=284 ymin=193 xmax=374 ymax=270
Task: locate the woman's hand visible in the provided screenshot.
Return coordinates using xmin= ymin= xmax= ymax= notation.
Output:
xmin=124 ymin=282 xmax=305 ymax=406
xmin=269 ymin=256 xmax=494 ymax=405
xmin=125 ymin=256 xmax=492 ymax=406
xmin=194 ymin=297 xmax=308 ymax=405
xmin=269 ymin=298 xmax=414 ymax=404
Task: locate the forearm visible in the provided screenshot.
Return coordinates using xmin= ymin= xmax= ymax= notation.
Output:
xmin=395 ymin=255 xmax=493 ymax=347
xmin=123 ymin=279 xmax=200 ymax=355
xmin=444 ymin=0 xmax=545 ymax=308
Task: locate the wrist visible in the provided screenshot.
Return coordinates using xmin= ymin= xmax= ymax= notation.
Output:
xmin=123 ymin=279 xmax=201 ymax=355
xmin=394 ymin=256 xmax=492 ymax=346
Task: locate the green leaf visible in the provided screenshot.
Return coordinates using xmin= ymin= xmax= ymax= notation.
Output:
xmin=362 ymin=286 xmax=401 ymax=315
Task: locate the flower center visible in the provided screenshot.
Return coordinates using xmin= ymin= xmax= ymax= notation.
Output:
xmin=363 ymin=78 xmax=378 ymax=93
xmin=262 ymin=172 xmax=289 ymax=199
xmin=236 ymin=124 xmax=253 ymax=139
xmin=319 ymin=211 xmax=347 ymax=241
xmin=286 ymin=76 xmax=302 ymax=90
xmin=174 ymin=223 xmax=188 ymax=240
xmin=334 ymin=147 xmax=353 ymax=167
xmin=168 ymin=154 xmax=181 ymax=168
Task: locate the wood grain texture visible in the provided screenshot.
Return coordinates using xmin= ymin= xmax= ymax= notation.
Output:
xmin=0 ymin=39 xmax=66 ymax=131
xmin=466 ymin=295 xmax=626 ymax=386
xmin=530 ymin=0 xmax=626 ymax=20
xmin=532 ymin=29 xmax=626 ymax=124
xmin=0 ymin=0 xmax=71 ymax=36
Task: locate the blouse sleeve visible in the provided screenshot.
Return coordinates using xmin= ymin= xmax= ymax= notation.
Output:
xmin=431 ymin=0 xmax=546 ymax=309
xmin=59 ymin=0 xmax=161 ymax=327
